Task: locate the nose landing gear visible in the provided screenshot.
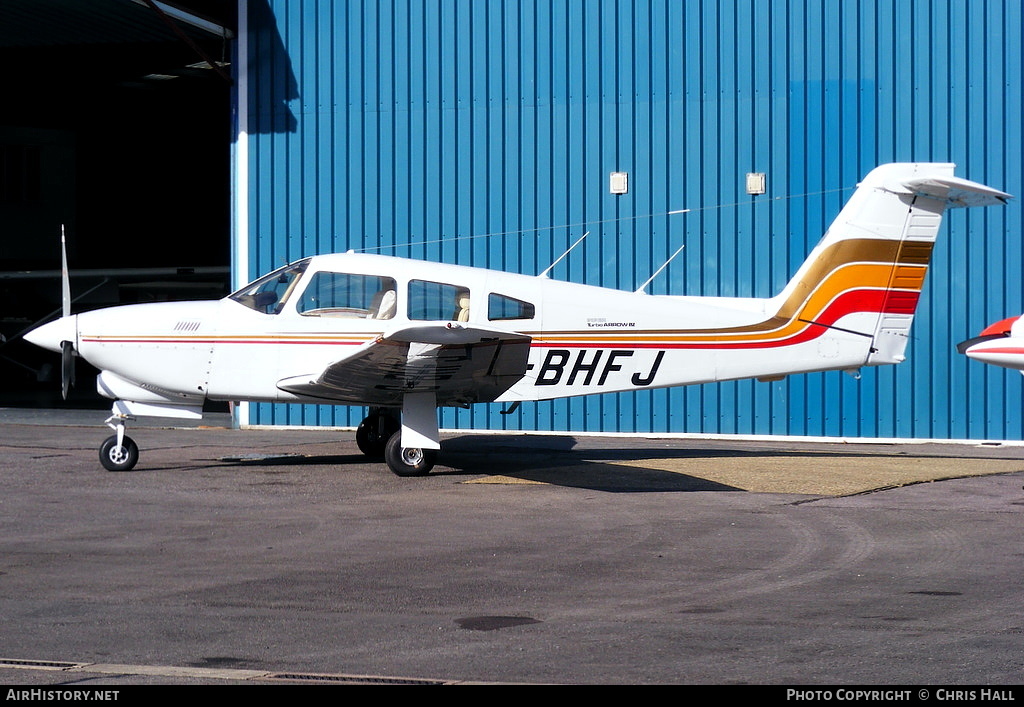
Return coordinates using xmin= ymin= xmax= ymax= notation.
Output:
xmin=99 ymin=414 xmax=139 ymax=472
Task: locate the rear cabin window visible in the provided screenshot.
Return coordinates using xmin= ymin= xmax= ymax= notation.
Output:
xmin=297 ymin=273 xmax=397 ymax=319
xmin=409 ymin=280 xmax=470 ymax=321
xmin=488 ymin=293 xmax=535 ymax=321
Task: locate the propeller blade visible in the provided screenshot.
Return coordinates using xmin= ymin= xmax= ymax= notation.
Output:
xmin=60 ymin=340 xmax=75 ymax=400
xmin=61 ymin=225 xmax=71 ymax=319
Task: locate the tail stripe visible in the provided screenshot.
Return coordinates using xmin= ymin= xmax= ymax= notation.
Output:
xmin=534 ymin=238 xmax=930 ymax=347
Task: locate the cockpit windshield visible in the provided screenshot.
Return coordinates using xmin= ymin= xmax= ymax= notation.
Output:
xmin=229 ymin=259 xmax=310 ymax=314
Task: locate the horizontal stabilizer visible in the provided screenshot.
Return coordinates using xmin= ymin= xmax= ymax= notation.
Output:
xmin=888 ymin=174 xmax=1012 ymax=207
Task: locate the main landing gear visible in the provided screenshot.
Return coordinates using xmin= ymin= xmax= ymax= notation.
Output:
xmin=94 ymin=407 xmax=437 ymax=477
xmin=357 ymin=408 xmax=438 ymax=477
xmin=99 ymin=413 xmax=139 ymax=472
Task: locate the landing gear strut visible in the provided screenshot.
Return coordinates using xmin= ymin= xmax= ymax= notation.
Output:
xmin=99 ymin=414 xmax=139 ymax=472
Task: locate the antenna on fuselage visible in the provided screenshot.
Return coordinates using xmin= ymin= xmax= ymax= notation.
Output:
xmin=635 ymin=243 xmax=685 ymax=294
xmin=538 ymin=231 xmax=589 ymax=278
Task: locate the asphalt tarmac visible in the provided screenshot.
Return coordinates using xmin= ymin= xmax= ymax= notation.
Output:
xmin=1 ymin=409 xmax=1022 ymax=686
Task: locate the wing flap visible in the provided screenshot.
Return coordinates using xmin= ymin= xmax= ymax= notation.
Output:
xmin=277 ymin=324 xmax=531 ymax=407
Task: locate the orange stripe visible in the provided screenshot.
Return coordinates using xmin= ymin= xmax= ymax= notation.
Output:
xmin=536 ymin=237 xmax=932 ymax=346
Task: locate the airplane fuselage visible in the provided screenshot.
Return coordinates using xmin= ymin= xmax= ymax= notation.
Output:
xmin=51 ymin=251 xmax=886 ymax=416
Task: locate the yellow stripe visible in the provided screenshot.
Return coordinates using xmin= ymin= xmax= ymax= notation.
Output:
xmin=537 ymin=261 xmax=926 ymax=346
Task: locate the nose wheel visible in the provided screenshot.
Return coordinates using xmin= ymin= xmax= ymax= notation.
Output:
xmin=100 ymin=414 xmax=139 ymax=472
xmin=100 ymin=435 xmax=139 ymax=471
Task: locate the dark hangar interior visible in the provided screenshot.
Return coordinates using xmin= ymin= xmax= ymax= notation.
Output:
xmin=0 ymin=0 xmax=235 ymax=406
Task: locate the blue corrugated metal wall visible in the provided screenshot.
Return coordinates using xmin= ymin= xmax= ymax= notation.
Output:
xmin=238 ymin=0 xmax=1023 ymax=441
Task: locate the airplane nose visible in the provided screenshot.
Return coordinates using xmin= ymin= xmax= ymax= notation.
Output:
xmin=23 ymin=315 xmax=78 ymax=354
xmin=963 ymin=340 xmax=1024 ymax=371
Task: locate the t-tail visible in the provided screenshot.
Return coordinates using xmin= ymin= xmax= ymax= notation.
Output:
xmin=765 ymin=163 xmax=1010 ymax=372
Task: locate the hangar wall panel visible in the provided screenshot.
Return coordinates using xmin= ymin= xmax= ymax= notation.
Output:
xmin=238 ymin=0 xmax=1024 ymax=441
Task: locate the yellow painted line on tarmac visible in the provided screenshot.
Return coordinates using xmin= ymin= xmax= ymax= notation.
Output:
xmin=468 ymin=475 xmax=548 ymax=485
xmin=604 ymin=455 xmax=1024 ymax=496
xmin=464 ymin=455 xmax=1024 ymax=496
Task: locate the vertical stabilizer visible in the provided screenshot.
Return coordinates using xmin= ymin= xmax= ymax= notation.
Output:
xmin=769 ymin=163 xmax=1010 ymax=368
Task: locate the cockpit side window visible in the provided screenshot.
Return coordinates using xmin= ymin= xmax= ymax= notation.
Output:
xmin=488 ymin=293 xmax=535 ymax=321
xmin=229 ymin=259 xmax=310 ymax=314
xmin=409 ymin=280 xmax=469 ymax=321
xmin=297 ymin=273 xmax=397 ymax=319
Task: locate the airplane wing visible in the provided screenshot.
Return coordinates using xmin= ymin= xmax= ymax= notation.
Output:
xmin=277 ymin=324 xmax=532 ymax=407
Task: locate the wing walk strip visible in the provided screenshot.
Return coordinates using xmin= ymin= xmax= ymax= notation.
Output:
xmin=0 ymin=657 xmax=460 ymax=685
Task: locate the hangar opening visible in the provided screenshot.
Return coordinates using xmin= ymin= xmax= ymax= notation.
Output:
xmin=0 ymin=0 xmax=235 ymax=407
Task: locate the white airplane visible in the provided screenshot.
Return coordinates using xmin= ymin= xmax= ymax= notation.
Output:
xmin=25 ymin=163 xmax=1010 ymax=476
xmin=957 ymin=315 xmax=1024 ymax=372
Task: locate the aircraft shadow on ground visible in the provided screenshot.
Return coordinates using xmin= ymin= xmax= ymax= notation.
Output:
xmin=200 ymin=435 xmax=737 ymax=492
xmin=424 ymin=434 xmax=729 ymax=492
xmin=192 ymin=434 xmax=1021 ymax=494
xmin=433 ymin=435 xmax=1024 ymax=493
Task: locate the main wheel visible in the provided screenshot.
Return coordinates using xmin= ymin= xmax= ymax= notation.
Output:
xmin=99 ymin=435 xmax=139 ymax=472
xmin=384 ymin=433 xmax=437 ymax=477
xmin=355 ymin=413 xmax=399 ymax=458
